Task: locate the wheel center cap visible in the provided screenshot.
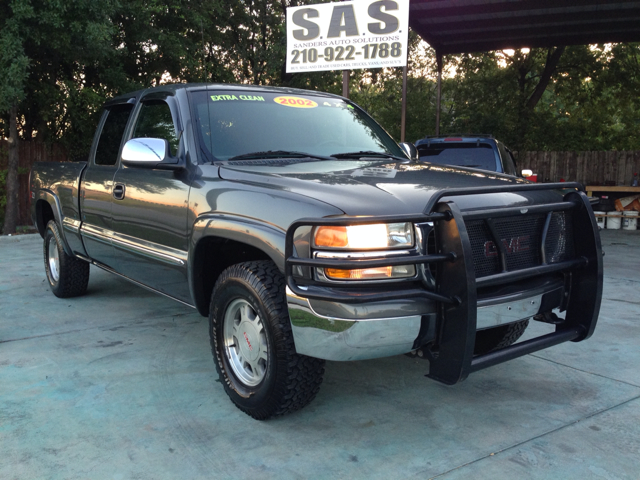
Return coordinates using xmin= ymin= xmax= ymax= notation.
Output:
xmin=243 ymin=332 xmax=253 ymax=351
xmin=238 ymin=321 xmax=260 ymax=361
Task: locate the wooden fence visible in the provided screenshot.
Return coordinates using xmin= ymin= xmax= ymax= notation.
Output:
xmin=516 ymin=151 xmax=640 ymax=186
xmin=0 ymin=140 xmax=68 ymax=226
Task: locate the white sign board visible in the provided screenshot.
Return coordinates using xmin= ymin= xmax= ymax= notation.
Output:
xmin=286 ymin=0 xmax=409 ymax=73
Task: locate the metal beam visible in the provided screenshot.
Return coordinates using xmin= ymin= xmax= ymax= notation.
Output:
xmin=342 ymin=70 xmax=349 ymax=99
xmin=435 ymin=51 xmax=442 ymax=136
xmin=401 ymin=65 xmax=408 ymax=142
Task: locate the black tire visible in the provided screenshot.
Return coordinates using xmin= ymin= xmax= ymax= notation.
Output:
xmin=43 ymin=220 xmax=90 ymax=298
xmin=474 ymin=319 xmax=529 ymax=355
xmin=209 ymin=260 xmax=325 ymax=420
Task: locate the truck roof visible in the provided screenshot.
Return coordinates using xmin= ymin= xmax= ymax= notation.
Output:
xmin=416 ymin=135 xmax=496 ymax=145
xmin=105 ymin=83 xmax=345 ymax=107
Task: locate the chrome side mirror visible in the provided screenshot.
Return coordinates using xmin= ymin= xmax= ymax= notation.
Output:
xmin=399 ymin=142 xmax=418 ymax=162
xmin=121 ymin=138 xmax=183 ymax=170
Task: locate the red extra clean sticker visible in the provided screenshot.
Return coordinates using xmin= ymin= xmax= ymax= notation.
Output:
xmin=273 ymin=96 xmax=318 ymax=108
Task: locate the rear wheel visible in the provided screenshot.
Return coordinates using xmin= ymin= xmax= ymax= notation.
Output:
xmin=209 ymin=260 xmax=325 ymax=420
xmin=474 ymin=319 xmax=529 ymax=355
xmin=43 ymin=220 xmax=90 ymax=298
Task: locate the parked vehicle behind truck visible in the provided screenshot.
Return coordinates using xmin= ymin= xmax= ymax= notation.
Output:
xmin=415 ymin=135 xmax=518 ymax=175
xmin=30 ymin=84 xmax=603 ymax=420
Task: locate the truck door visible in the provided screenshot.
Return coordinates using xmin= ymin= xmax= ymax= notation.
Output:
xmin=80 ymin=103 xmax=134 ymax=267
xmin=110 ymin=97 xmax=192 ymax=303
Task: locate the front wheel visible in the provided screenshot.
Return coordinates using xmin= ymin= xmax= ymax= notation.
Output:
xmin=43 ymin=220 xmax=90 ymax=298
xmin=209 ymin=260 xmax=325 ymax=420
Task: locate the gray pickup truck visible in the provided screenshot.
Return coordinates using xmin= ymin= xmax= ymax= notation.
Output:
xmin=30 ymin=84 xmax=602 ymax=420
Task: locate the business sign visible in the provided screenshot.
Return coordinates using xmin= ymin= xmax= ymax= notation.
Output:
xmin=286 ymin=0 xmax=409 ymax=73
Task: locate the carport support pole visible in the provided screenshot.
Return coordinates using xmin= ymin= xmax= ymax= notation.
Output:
xmin=401 ymin=65 xmax=408 ymax=142
xmin=436 ymin=51 xmax=442 ymax=136
xmin=343 ymin=70 xmax=349 ymax=98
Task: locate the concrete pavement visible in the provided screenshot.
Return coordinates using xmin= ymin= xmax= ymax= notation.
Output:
xmin=1 ymin=231 xmax=639 ymax=479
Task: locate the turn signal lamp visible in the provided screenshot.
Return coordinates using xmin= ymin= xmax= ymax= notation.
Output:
xmin=324 ymin=264 xmax=415 ymax=280
xmin=314 ymin=223 xmax=415 ymax=280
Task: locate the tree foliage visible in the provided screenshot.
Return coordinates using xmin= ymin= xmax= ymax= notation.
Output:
xmin=2 ymin=1 xmax=640 ymax=153
xmin=1 ymin=1 xmax=640 ymax=227
xmin=439 ymin=45 xmax=640 ymax=151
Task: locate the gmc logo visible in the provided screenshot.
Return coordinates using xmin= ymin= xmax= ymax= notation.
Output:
xmin=484 ymin=235 xmax=530 ymax=257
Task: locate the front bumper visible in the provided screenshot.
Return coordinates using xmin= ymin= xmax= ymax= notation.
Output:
xmin=287 ymin=287 xmax=428 ymax=361
xmin=285 ymin=183 xmax=603 ymax=384
xmin=287 ymin=278 xmax=565 ymax=361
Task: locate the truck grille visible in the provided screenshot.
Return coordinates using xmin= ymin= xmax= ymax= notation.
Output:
xmin=466 ymin=212 xmax=574 ymax=278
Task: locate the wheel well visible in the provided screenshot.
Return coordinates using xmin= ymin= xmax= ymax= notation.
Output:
xmin=193 ymin=237 xmax=271 ymax=316
xmin=36 ymin=200 xmax=55 ymax=238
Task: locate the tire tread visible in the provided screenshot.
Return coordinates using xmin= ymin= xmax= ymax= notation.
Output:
xmin=44 ymin=221 xmax=89 ymax=298
xmin=209 ymin=260 xmax=325 ymax=420
xmin=474 ymin=319 xmax=529 ymax=355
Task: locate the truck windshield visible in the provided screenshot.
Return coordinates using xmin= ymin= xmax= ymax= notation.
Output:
xmin=418 ymin=143 xmax=500 ymax=171
xmin=190 ymin=90 xmax=404 ymax=161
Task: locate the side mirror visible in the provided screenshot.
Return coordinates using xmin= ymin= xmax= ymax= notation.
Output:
xmin=399 ymin=142 xmax=418 ymax=162
xmin=121 ymin=138 xmax=183 ymax=170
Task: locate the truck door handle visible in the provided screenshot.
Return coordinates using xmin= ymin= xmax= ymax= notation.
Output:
xmin=113 ymin=184 xmax=126 ymax=200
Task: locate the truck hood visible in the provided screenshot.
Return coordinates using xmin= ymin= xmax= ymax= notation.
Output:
xmin=218 ymin=160 xmax=554 ymax=216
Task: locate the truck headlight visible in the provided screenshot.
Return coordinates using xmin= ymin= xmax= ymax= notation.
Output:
xmin=314 ymin=223 xmax=413 ymax=249
xmin=313 ymin=223 xmax=415 ymax=281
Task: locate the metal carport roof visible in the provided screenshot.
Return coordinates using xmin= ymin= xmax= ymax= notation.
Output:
xmin=408 ymin=0 xmax=640 ymax=55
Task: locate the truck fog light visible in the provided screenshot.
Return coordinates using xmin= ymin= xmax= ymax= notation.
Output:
xmin=324 ymin=264 xmax=415 ymax=280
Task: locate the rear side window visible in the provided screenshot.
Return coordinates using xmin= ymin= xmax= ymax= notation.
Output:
xmin=497 ymin=142 xmax=516 ymax=175
xmin=95 ymin=104 xmax=134 ymax=166
xmin=132 ymin=100 xmax=179 ymax=156
xmin=418 ymin=143 xmax=499 ymax=172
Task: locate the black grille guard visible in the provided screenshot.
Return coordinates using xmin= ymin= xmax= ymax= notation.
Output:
xmin=284 ymin=182 xmax=603 ymax=385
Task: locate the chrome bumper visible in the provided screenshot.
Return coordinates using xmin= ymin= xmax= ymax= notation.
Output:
xmin=477 ymin=293 xmax=542 ymax=330
xmin=286 ymin=287 xmax=426 ymax=361
xmin=287 ymin=280 xmax=564 ymax=361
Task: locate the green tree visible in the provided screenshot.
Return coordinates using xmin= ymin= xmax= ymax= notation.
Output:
xmin=432 ymin=44 xmax=640 ymax=152
xmin=0 ymin=0 xmax=32 ymax=234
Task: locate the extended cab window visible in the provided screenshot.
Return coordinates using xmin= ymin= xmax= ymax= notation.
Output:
xmin=95 ymin=104 xmax=133 ymax=166
xmin=132 ymin=100 xmax=179 ymax=156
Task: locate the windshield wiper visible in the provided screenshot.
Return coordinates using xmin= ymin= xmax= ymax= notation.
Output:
xmin=330 ymin=150 xmax=409 ymax=162
xmin=228 ymin=150 xmax=332 ymax=161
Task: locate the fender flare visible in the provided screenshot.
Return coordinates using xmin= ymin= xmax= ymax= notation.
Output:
xmin=188 ymin=214 xmax=288 ymax=313
xmin=37 ymin=190 xmax=74 ymax=257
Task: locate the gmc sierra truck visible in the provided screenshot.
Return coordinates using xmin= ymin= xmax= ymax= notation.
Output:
xmin=30 ymin=84 xmax=602 ymax=420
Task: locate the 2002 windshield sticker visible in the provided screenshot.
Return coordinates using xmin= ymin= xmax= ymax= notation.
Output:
xmin=273 ymin=96 xmax=318 ymax=108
